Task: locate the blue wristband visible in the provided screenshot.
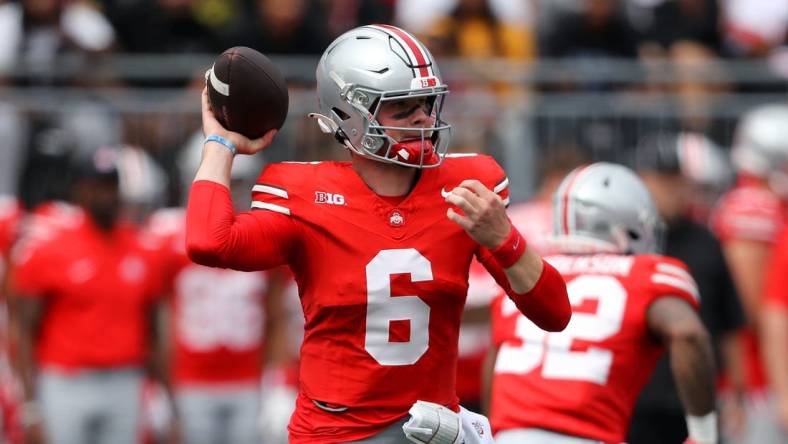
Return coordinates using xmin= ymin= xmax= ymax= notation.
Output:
xmin=204 ymin=134 xmax=236 ymax=155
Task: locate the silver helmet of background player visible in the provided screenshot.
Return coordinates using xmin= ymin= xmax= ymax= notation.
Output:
xmin=730 ymin=103 xmax=788 ymax=197
xmin=311 ymin=24 xmax=451 ymax=168
xmin=552 ymin=162 xmax=664 ymax=254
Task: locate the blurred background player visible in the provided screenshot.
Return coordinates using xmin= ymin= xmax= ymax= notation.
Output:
xmin=710 ymin=104 xmax=788 ymax=444
xmin=630 ymin=132 xmax=745 ymax=443
xmin=145 ymin=136 xmax=296 ymax=444
xmin=762 ymin=227 xmax=788 ymax=438
xmin=488 ymin=163 xmax=717 ymax=444
xmin=664 ymin=132 xmax=733 ymax=225
xmin=10 ymin=146 xmax=165 ymax=444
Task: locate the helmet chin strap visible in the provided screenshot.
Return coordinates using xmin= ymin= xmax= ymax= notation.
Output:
xmin=309 ymin=112 xmax=440 ymax=166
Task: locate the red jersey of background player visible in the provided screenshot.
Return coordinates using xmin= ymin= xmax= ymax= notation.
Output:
xmin=12 ymin=202 xmax=163 ymax=369
xmin=711 ymin=176 xmax=785 ymax=244
xmin=187 ymin=153 xmax=549 ymax=442
xmin=710 ymin=175 xmax=787 ymax=390
xmin=490 ymin=253 xmax=699 ymax=443
xmin=146 ymin=208 xmax=269 ymax=385
xmin=0 ymin=196 xmax=22 ymax=338
xmin=0 ymin=196 xmax=22 ymax=444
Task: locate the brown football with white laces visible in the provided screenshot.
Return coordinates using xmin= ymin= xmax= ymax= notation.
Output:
xmin=206 ymin=46 xmax=289 ymax=139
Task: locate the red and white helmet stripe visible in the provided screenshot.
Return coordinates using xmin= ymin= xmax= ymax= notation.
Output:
xmin=554 ymin=163 xmax=595 ymax=236
xmin=366 ymin=24 xmax=435 ymax=79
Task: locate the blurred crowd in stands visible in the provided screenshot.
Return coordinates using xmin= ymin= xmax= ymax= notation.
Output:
xmin=0 ymin=0 xmax=787 ymax=204
xmin=0 ymin=1 xmax=787 ymax=443
xmin=1 ymin=0 xmax=787 ymax=76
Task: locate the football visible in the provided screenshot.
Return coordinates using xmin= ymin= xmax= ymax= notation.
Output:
xmin=206 ymin=46 xmax=289 ymax=139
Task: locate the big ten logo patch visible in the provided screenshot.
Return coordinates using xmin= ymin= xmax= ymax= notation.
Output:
xmin=411 ymin=76 xmax=438 ymax=89
xmin=315 ymin=191 xmax=346 ymax=206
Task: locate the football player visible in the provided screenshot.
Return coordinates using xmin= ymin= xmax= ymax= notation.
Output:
xmin=187 ymin=24 xmax=571 ymax=443
xmin=488 ymin=163 xmax=717 ymax=444
xmin=10 ymin=147 xmax=165 ymax=444
xmin=710 ymin=104 xmax=788 ymax=444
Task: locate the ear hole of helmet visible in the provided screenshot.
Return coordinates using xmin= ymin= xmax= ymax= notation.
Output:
xmin=334 ymin=128 xmax=349 ymax=144
xmin=627 ymin=229 xmax=641 ymax=241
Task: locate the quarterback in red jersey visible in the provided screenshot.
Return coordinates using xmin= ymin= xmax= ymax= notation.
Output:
xmin=187 ymin=24 xmax=570 ymax=443
xmin=488 ymin=163 xmax=717 ymax=444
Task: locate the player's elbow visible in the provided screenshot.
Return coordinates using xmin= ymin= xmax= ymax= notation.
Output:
xmin=186 ymin=233 xmax=226 ymax=267
xmin=540 ymin=294 xmax=572 ymax=332
xmin=665 ymin=316 xmax=710 ymax=348
xmin=537 ymin=309 xmax=571 ymax=332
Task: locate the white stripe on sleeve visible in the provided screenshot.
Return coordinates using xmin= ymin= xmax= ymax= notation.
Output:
xmin=656 ymin=262 xmax=695 ymax=283
xmin=651 ymin=273 xmax=700 ymax=302
xmin=252 ymin=184 xmax=289 ymax=199
xmin=494 ymin=177 xmax=509 ymax=194
xmin=251 ymin=201 xmax=291 ymax=215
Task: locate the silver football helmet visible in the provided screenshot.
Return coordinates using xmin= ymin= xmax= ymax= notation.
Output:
xmin=552 ymin=162 xmax=664 ymax=254
xmin=731 ymin=104 xmax=788 ymax=196
xmin=311 ymin=24 xmax=451 ymax=168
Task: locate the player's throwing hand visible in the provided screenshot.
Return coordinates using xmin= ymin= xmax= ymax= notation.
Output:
xmin=445 ymin=179 xmax=511 ymax=249
xmin=201 ymin=87 xmax=276 ymax=156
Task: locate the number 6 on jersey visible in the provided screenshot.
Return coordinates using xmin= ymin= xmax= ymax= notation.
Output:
xmin=365 ymin=249 xmax=432 ymax=365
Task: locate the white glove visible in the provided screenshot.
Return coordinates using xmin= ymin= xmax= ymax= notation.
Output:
xmin=258 ymin=384 xmax=297 ymax=444
xmin=685 ymin=412 xmax=718 ymax=444
xmin=459 ymin=407 xmax=495 ymax=444
xmin=403 ymin=400 xmax=464 ymax=444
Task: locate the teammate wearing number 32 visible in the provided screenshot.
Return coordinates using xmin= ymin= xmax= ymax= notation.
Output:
xmin=488 ymin=163 xmax=718 ymax=444
xmin=186 ymin=24 xmax=570 ymax=443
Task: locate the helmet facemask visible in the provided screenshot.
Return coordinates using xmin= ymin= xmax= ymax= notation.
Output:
xmin=341 ymin=83 xmax=451 ymax=168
